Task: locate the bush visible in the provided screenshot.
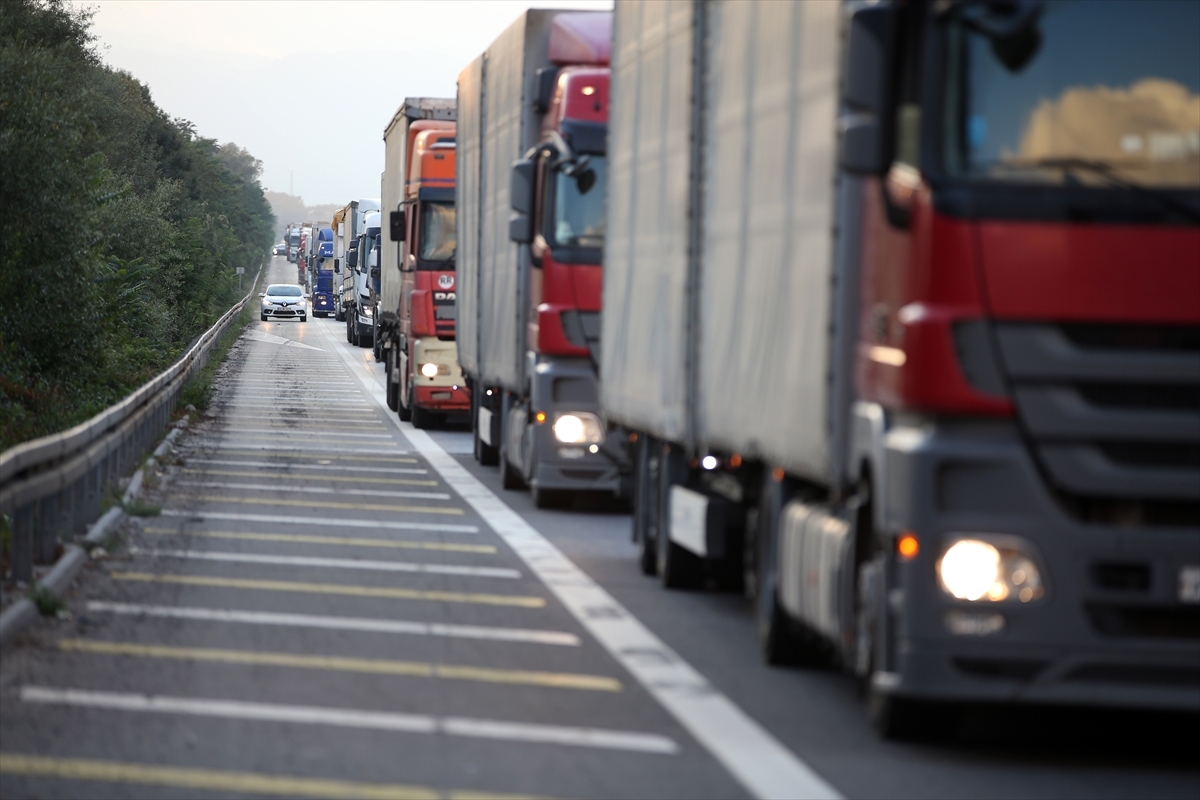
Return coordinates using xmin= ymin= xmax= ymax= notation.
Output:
xmin=0 ymin=1 xmax=275 ymax=449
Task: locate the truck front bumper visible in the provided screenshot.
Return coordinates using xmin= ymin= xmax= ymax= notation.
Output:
xmin=877 ymin=418 xmax=1200 ymax=710
xmin=528 ymin=356 xmax=631 ymax=495
xmin=406 ymin=339 xmax=469 ymax=411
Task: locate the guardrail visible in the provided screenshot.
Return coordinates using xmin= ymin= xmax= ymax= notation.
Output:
xmin=0 ymin=269 xmax=262 ymax=583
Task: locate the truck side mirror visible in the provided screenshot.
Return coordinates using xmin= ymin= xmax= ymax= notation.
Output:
xmin=347 ymin=250 xmax=358 ymax=269
xmin=511 ymin=159 xmax=534 ymax=214
xmin=839 ymin=3 xmax=897 ymax=174
xmin=509 ymin=214 xmax=532 ymax=244
xmin=534 ymin=67 xmax=558 ymax=113
xmin=390 ymin=210 xmax=405 ymax=242
xmin=370 ymin=267 xmax=380 ymax=279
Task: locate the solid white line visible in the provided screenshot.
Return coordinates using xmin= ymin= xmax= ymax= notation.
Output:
xmin=184 ymin=459 xmax=428 ymax=475
xmin=320 ymin=320 xmax=842 ymax=800
xmin=179 ymin=444 xmax=407 ymax=455
xmin=176 ymin=481 xmax=449 ymax=501
xmin=216 ymin=430 xmax=395 ymax=440
xmin=160 ymin=510 xmax=479 ymax=534
xmin=127 ymin=548 xmax=519 ymax=579
xmin=85 ymin=602 xmax=579 ymax=646
xmin=19 ymin=686 xmax=676 ymax=754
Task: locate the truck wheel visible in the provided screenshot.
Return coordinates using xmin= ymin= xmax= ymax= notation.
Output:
xmin=346 ymin=315 xmax=352 ymax=343
xmin=754 ymin=473 xmax=808 ymax=665
xmin=633 ymin=438 xmax=658 ymax=576
xmin=399 ymin=384 xmax=413 ymax=422
xmin=412 ymin=402 xmax=435 ymax=430
xmin=499 ymin=427 xmax=524 ymax=490
xmin=372 ymin=328 xmax=382 ymax=361
xmin=385 ymin=351 xmax=399 ymax=411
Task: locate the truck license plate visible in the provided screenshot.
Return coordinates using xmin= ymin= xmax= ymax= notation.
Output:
xmin=1180 ymin=566 xmax=1200 ymax=604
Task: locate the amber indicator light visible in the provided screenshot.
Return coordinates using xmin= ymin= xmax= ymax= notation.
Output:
xmin=897 ymin=532 xmax=920 ymax=560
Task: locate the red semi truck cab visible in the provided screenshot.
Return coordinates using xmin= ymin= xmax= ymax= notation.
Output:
xmin=842 ymin=0 xmax=1200 ymax=729
xmin=396 ymin=124 xmax=469 ymax=425
xmin=526 ymin=67 xmax=609 ymax=360
xmin=498 ymin=12 xmax=630 ymax=504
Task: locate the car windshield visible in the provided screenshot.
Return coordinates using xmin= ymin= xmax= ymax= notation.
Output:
xmin=267 ymin=285 xmax=302 ymax=297
xmin=944 ymin=0 xmax=1200 ymax=188
xmin=552 ymin=156 xmax=606 ymax=248
xmin=419 ymin=201 xmax=456 ymax=263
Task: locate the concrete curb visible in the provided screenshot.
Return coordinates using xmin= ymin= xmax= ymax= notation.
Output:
xmin=0 ymin=545 xmax=86 ymax=651
xmin=1 ymin=418 xmax=186 ymax=651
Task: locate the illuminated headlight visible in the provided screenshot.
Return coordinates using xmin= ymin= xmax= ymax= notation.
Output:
xmin=552 ymin=412 xmax=604 ymax=444
xmin=937 ymin=537 xmax=1045 ymax=603
xmin=361 ymin=305 xmax=374 ymax=317
xmin=420 ymin=362 xmax=439 ymax=378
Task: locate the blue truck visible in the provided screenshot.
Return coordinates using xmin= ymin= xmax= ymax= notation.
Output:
xmin=310 ymin=227 xmax=336 ymax=317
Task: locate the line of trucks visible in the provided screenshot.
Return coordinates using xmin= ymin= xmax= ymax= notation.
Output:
xmin=287 ymin=0 xmax=1200 ymax=739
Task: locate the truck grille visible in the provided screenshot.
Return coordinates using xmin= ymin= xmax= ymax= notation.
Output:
xmin=995 ymin=323 xmax=1200 ymax=526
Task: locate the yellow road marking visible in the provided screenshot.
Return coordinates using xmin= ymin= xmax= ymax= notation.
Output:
xmin=189 ymin=451 xmax=419 ymax=463
xmin=56 ymin=640 xmax=621 ymax=692
xmin=0 ymin=753 xmax=536 ymax=799
xmin=141 ymin=528 xmax=496 ymax=553
xmin=186 ymin=495 xmax=463 ymax=516
xmin=111 ymin=572 xmax=542 ymax=607
xmin=180 ymin=469 xmax=438 ymax=486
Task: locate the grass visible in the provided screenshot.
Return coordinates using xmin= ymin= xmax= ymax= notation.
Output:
xmin=30 ymin=583 xmax=66 ymax=617
xmin=177 ymin=271 xmax=263 ymax=417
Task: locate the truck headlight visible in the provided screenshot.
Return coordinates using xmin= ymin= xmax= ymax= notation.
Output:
xmin=937 ymin=537 xmax=1044 ymax=603
xmin=420 ymin=362 xmax=439 ymax=378
xmin=553 ymin=412 xmax=604 ymax=444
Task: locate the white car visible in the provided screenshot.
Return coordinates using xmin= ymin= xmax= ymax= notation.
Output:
xmin=260 ymin=284 xmax=308 ymax=322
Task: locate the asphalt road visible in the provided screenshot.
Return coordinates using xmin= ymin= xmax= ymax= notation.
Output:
xmin=2 ymin=256 xmax=1197 ymax=799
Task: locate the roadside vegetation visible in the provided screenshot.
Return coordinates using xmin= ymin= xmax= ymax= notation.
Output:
xmin=0 ymin=0 xmax=276 ymax=450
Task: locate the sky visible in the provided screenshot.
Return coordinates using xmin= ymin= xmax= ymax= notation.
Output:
xmin=88 ymin=0 xmax=611 ymax=205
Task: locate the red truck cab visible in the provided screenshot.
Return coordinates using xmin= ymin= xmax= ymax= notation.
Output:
xmin=395 ymin=124 xmax=469 ymax=427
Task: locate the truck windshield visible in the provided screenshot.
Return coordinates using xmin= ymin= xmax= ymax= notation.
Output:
xmin=944 ymin=0 xmax=1200 ymax=189
xmin=552 ymin=157 xmax=607 ymax=249
xmin=419 ymin=201 xmax=456 ymax=263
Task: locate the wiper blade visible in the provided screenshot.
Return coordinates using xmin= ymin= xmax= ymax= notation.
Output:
xmin=1003 ymin=158 xmax=1200 ymax=223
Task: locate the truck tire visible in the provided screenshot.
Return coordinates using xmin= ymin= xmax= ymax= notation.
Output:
xmin=399 ymin=384 xmax=413 ymax=422
xmin=412 ymin=402 xmax=435 ymax=430
xmin=499 ymin=418 xmax=524 ymax=490
xmin=656 ymin=447 xmax=701 ymax=589
xmin=372 ymin=323 xmax=382 ymax=361
xmin=345 ymin=314 xmax=352 ymax=343
xmin=632 ymin=438 xmax=658 ymax=576
xmin=753 ymin=472 xmax=822 ymax=666
xmin=385 ymin=350 xmax=399 ymax=411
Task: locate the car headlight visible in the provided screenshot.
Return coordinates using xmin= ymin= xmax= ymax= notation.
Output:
xmin=552 ymin=412 xmax=604 ymax=444
xmin=361 ymin=305 xmax=373 ymax=317
xmin=420 ymin=362 xmax=439 ymax=378
xmin=937 ymin=536 xmax=1045 ymax=603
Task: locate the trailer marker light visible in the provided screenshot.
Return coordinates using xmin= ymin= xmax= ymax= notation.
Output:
xmin=701 ymin=456 xmax=718 ymax=470
xmin=729 ymin=454 xmax=742 ymax=468
xmin=628 ymin=432 xmax=638 ymax=443
xmin=771 ymin=467 xmax=785 ymax=482
xmin=897 ymin=533 xmax=920 ymax=560
xmin=535 ymin=411 xmax=547 ymax=424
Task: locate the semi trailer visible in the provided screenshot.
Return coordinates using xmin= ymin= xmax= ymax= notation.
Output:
xmin=604 ymin=0 xmax=1200 ymax=738
xmin=457 ymin=9 xmax=631 ymax=507
xmin=378 ymin=98 xmax=469 ymax=427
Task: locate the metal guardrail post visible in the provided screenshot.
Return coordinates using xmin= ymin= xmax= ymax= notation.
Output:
xmin=35 ymin=495 xmax=58 ymax=564
xmin=11 ymin=503 xmax=33 ymax=583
